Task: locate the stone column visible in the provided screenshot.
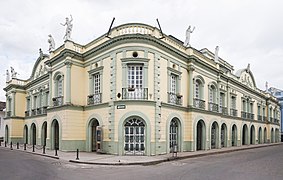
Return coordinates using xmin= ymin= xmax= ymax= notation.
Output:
xmin=65 ymin=60 xmax=72 ymax=104
xmin=188 ymin=64 xmax=195 ymax=107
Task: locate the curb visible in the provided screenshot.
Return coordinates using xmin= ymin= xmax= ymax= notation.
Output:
xmin=2 ymin=143 xmax=282 ymax=166
xmin=69 ymin=143 xmax=282 ymax=166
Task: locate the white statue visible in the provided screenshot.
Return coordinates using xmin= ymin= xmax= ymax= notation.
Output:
xmin=61 ymin=15 xmax=73 ymax=41
xmin=214 ymin=46 xmax=219 ymax=61
xmin=184 ymin=25 xmax=195 ymax=47
xmin=39 ymin=48 xmax=43 ymax=59
xmin=48 ymin=34 xmax=55 ymax=52
xmin=6 ymin=69 xmax=10 ymax=82
xmin=10 ymin=67 xmax=18 ymax=78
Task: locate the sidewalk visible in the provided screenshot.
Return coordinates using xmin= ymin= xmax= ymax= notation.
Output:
xmin=0 ymin=142 xmax=282 ymax=166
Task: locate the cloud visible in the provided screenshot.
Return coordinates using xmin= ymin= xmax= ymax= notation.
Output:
xmin=0 ymin=0 xmax=283 ymax=101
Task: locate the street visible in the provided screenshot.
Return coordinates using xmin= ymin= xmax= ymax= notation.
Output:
xmin=1 ymin=145 xmax=283 ymax=180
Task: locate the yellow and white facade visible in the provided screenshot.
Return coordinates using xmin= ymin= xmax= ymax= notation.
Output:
xmin=3 ymin=23 xmax=280 ymax=155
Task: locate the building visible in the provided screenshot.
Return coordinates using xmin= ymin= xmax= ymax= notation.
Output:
xmin=0 ymin=101 xmax=6 ymax=142
xmin=268 ymin=87 xmax=283 ymax=140
xmin=3 ymin=23 xmax=280 ymax=155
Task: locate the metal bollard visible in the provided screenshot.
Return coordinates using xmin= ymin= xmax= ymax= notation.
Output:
xmin=172 ymin=144 xmax=177 ymax=157
xmin=32 ymin=144 xmax=35 ymax=152
xmin=43 ymin=146 xmax=45 ymax=154
xmin=55 ymin=148 xmax=58 ymax=156
xmin=5 ymin=141 xmax=7 ymax=147
xmin=10 ymin=142 xmax=13 ymax=150
xmin=24 ymin=143 xmax=26 ymax=150
xmin=76 ymin=149 xmax=79 ymax=160
xmin=17 ymin=142 xmax=19 ymax=149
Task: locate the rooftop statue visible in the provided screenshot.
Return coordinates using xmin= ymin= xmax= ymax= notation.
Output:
xmin=6 ymin=69 xmax=10 ymax=82
xmin=214 ymin=46 xmax=219 ymax=61
xmin=39 ymin=48 xmax=44 ymax=60
xmin=48 ymin=34 xmax=55 ymax=53
xmin=61 ymin=15 xmax=73 ymax=41
xmin=184 ymin=25 xmax=195 ymax=47
xmin=10 ymin=67 xmax=18 ymax=78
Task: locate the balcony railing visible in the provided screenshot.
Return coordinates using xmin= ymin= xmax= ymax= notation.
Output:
xmin=241 ymin=112 xmax=254 ymax=120
xmin=53 ymin=96 xmax=64 ymax=107
xmin=167 ymin=92 xmax=183 ymax=105
xmin=230 ymin=109 xmax=238 ymax=117
xmin=263 ymin=116 xmax=267 ymax=121
xmin=6 ymin=111 xmax=11 ymax=117
xmin=37 ymin=108 xmax=42 ymax=115
xmin=193 ymin=98 xmax=205 ymax=110
xmin=208 ymin=102 xmax=218 ymax=112
xmin=26 ymin=107 xmax=48 ymax=117
xmin=25 ymin=110 xmax=30 ymax=117
xmin=241 ymin=111 xmax=247 ymax=119
xmin=42 ymin=106 xmax=48 ymax=114
xmin=219 ymin=106 xmax=228 ymax=115
xmin=122 ymin=88 xmax=148 ymax=100
xmin=32 ymin=109 xmax=37 ymax=116
xmin=88 ymin=93 xmax=102 ymax=105
xmin=250 ymin=113 xmax=254 ymax=120
xmin=258 ymin=115 xmax=262 ymax=121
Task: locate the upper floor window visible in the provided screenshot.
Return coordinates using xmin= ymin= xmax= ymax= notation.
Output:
xmin=33 ymin=96 xmax=38 ymax=109
xmin=26 ymin=98 xmax=31 ymax=111
xmin=121 ymin=57 xmax=149 ymax=100
xmin=262 ymin=107 xmax=266 ymax=116
xmin=208 ymin=85 xmax=217 ymax=103
xmin=195 ymin=79 xmax=204 ymax=99
xmin=93 ymin=73 xmax=101 ymax=95
xmin=170 ymin=74 xmax=177 ymax=94
xmin=128 ymin=65 xmax=143 ymax=89
xmin=231 ymin=96 xmax=236 ymax=109
xmin=57 ymin=76 xmax=63 ymax=97
xmin=88 ymin=66 xmax=104 ymax=105
xmin=53 ymin=73 xmax=64 ymax=106
xmin=208 ymin=84 xmax=218 ymax=112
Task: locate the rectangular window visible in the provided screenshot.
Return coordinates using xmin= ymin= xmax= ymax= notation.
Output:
xmin=93 ymin=73 xmax=101 ymax=94
xmin=258 ymin=106 xmax=261 ymax=115
xmin=250 ymin=103 xmax=253 ymax=113
xmin=170 ymin=74 xmax=177 ymax=94
xmin=45 ymin=92 xmax=49 ymax=106
xmin=27 ymin=98 xmax=30 ymax=110
xmin=195 ymin=83 xmax=199 ymax=99
xmin=262 ymin=107 xmax=265 ymax=116
xmin=58 ymin=79 xmax=63 ymax=96
xmin=127 ymin=65 xmax=143 ymax=89
xmin=34 ymin=96 xmax=37 ymax=109
xmin=242 ymin=100 xmax=246 ymax=111
xmin=231 ymin=96 xmax=236 ymax=109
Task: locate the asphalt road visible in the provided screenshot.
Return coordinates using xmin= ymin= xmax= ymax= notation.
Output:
xmin=1 ymin=145 xmax=283 ymax=180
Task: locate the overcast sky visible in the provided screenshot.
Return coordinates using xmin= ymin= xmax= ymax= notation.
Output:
xmin=0 ymin=0 xmax=282 ymax=101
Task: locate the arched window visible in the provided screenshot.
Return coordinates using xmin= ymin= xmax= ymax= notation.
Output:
xmin=169 ymin=118 xmax=179 ymax=152
xmin=208 ymin=84 xmax=218 ymax=112
xmin=194 ymin=77 xmax=205 ymax=109
xmin=124 ymin=117 xmax=145 ymax=155
xmin=53 ymin=73 xmax=64 ymax=106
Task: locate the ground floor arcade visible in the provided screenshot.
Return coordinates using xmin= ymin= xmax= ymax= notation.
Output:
xmin=3 ymin=108 xmax=280 ymax=156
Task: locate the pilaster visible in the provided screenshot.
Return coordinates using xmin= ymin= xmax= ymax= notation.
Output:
xmin=11 ymin=90 xmax=16 ymax=116
xmin=188 ymin=64 xmax=195 ymax=107
xmin=65 ymin=59 xmax=73 ymax=104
